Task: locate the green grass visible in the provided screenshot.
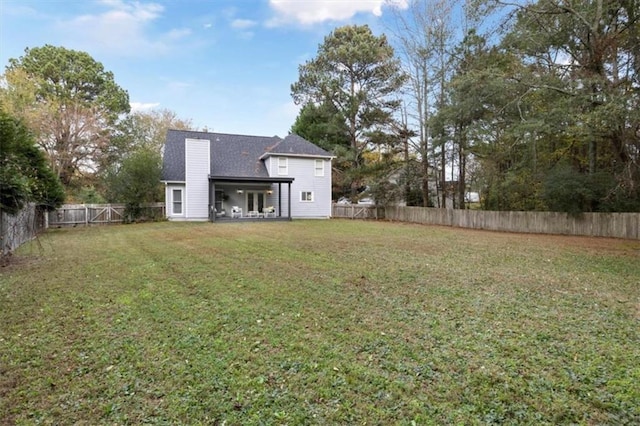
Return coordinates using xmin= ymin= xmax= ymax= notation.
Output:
xmin=1 ymin=220 xmax=639 ymax=425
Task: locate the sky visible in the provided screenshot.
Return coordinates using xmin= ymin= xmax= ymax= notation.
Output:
xmin=0 ymin=0 xmax=409 ymax=138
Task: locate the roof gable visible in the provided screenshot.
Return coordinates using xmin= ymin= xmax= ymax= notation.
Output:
xmin=264 ymin=134 xmax=333 ymax=159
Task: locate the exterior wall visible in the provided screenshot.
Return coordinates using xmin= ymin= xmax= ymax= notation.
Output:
xmin=268 ymin=156 xmax=331 ymax=218
xmin=185 ymin=139 xmax=210 ymax=220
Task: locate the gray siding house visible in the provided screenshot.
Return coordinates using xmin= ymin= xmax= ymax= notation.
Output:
xmin=161 ymin=129 xmax=333 ymax=221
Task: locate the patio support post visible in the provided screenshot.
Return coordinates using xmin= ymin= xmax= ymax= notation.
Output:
xmin=278 ymin=182 xmax=282 ymax=218
xmin=214 ymin=182 xmax=216 ymax=222
xmin=288 ymin=182 xmax=292 ymax=220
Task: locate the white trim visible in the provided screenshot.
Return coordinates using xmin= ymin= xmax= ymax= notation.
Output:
xmin=261 ymin=153 xmax=335 ymax=160
xmin=161 ymin=180 xmax=186 ymax=184
xmin=171 ymin=188 xmax=184 ymax=216
xmin=300 ymin=191 xmax=314 ymax=202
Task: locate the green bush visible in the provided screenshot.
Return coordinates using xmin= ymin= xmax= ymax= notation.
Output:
xmin=0 ymin=110 xmax=64 ymax=214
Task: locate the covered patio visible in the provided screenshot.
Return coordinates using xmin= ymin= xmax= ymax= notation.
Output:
xmin=208 ymin=176 xmax=294 ymax=222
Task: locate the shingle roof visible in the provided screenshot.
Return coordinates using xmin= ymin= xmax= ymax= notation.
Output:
xmin=161 ymin=129 xmax=189 ymax=181
xmin=161 ymin=130 xmax=332 ymax=181
xmin=264 ymin=134 xmax=334 ymax=158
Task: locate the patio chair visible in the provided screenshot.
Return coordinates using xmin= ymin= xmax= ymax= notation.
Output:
xmin=231 ymin=206 xmax=242 ymax=218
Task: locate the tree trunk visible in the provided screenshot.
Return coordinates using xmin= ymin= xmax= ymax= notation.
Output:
xmin=440 ymin=143 xmax=446 ymax=208
xmin=458 ymin=131 xmax=466 ymax=210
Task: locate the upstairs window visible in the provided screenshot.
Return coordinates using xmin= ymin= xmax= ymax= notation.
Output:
xmin=278 ymin=157 xmax=288 ymax=175
xmin=314 ymin=159 xmax=324 ymax=177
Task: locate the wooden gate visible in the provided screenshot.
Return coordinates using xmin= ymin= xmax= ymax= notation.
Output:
xmin=48 ymin=203 xmax=165 ymax=227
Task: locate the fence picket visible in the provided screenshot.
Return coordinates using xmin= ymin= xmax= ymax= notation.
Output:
xmin=332 ymin=204 xmax=640 ymax=240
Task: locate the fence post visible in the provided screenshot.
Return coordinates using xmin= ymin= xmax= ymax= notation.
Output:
xmin=0 ymin=210 xmax=4 ymax=256
xmin=84 ymin=205 xmax=88 ymax=226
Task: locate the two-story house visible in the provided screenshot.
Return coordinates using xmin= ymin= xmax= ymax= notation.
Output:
xmin=161 ymin=129 xmax=333 ymax=221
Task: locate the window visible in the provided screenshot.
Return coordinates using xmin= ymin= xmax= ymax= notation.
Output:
xmin=278 ymin=157 xmax=288 ymax=175
xmin=301 ymin=191 xmax=314 ymax=202
xmin=314 ymin=159 xmax=324 ymax=176
xmin=172 ymin=188 xmax=183 ymax=215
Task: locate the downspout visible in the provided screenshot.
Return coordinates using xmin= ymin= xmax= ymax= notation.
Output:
xmin=163 ymin=182 xmax=168 ymax=219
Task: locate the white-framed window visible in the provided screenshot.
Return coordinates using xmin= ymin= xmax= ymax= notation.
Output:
xmin=278 ymin=157 xmax=288 ymax=175
xmin=301 ymin=191 xmax=314 ymax=202
xmin=172 ymin=188 xmax=183 ymax=215
xmin=314 ymin=159 xmax=324 ymax=177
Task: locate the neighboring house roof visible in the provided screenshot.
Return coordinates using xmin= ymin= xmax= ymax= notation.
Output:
xmin=161 ymin=129 xmax=332 ymax=182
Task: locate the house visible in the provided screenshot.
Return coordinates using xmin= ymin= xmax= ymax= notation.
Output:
xmin=161 ymin=129 xmax=334 ymax=221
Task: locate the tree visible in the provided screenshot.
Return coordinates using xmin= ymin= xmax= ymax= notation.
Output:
xmin=100 ymin=108 xmax=192 ymax=215
xmin=125 ymin=108 xmax=192 ymax=153
xmin=426 ymin=0 xmax=640 ymax=212
xmin=0 ymin=109 xmax=64 ymax=215
xmin=102 ymin=108 xmax=192 ymax=173
xmin=291 ymin=25 xmax=406 ymax=196
xmin=387 ymin=0 xmax=457 ymax=207
xmin=103 ymin=147 xmax=162 ymax=221
xmin=3 ymin=45 xmax=130 ymax=188
xmin=498 ymin=0 xmax=640 ymax=211
xmin=290 ymin=101 xmax=350 ymax=152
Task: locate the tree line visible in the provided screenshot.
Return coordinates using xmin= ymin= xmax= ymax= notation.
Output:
xmin=2 ymin=0 xmax=638 ymax=216
xmin=291 ymin=0 xmax=639 ymax=213
xmin=0 ymin=45 xmax=191 ymax=218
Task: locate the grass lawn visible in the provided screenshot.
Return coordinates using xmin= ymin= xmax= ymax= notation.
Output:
xmin=1 ymin=220 xmax=639 ymax=425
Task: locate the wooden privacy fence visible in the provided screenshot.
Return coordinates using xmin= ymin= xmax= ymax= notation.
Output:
xmin=48 ymin=203 xmax=165 ymax=227
xmin=384 ymin=206 xmax=640 ymax=240
xmin=0 ymin=204 xmax=46 ymax=256
xmin=332 ymin=204 xmax=384 ymax=220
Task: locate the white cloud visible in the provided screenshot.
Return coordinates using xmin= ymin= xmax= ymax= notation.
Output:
xmin=166 ymin=28 xmax=192 ymax=40
xmin=2 ymin=3 xmax=41 ymax=18
xmin=230 ymin=18 xmax=257 ymax=39
xmin=130 ymin=102 xmax=160 ymax=111
xmin=231 ymin=19 xmax=257 ymax=30
xmin=55 ymin=0 xmax=187 ymax=56
xmin=267 ymin=0 xmax=408 ymax=26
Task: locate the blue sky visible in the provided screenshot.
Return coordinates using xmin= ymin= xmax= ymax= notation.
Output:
xmin=1 ymin=0 xmax=409 ymax=137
